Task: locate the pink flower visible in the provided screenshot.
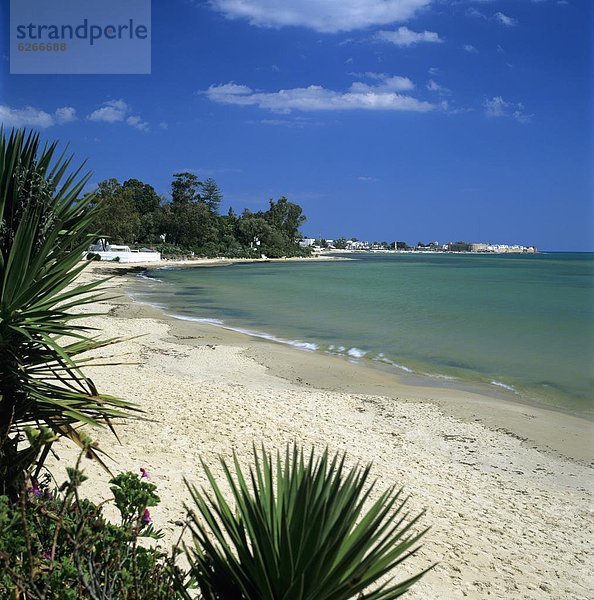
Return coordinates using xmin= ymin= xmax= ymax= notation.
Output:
xmin=28 ymin=482 xmax=42 ymax=497
xmin=142 ymin=508 xmax=152 ymax=524
xmin=42 ymin=549 xmax=52 ymax=560
xmin=140 ymin=467 xmax=150 ymax=479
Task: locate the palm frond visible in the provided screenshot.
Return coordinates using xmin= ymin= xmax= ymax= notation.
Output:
xmin=0 ymin=128 xmax=138 ymax=496
xmin=184 ymin=444 xmax=433 ymax=600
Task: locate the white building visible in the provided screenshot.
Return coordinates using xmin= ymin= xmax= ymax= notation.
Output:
xmin=346 ymin=240 xmax=370 ymax=250
xmin=87 ymin=241 xmax=161 ymax=263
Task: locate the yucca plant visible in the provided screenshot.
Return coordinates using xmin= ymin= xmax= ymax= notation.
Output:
xmin=0 ymin=128 xmax=137 ymax=497
xmin=184 ymin=444 xmax=433 ymax=599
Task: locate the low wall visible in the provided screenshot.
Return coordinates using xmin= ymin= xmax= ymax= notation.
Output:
xmin=89 ymin=251 xmax=162 ymax=263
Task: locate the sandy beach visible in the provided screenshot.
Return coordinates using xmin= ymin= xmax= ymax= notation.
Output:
xmin=48 ymin=261 xmax=593 ymax=600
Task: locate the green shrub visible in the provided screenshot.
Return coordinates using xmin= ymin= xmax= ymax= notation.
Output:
xmin=156 ymin=243 xmax=189 ymax=258
xmin=184 ymin=444 xmax=432 ymax=600
xmin=0 ymin=129 xmax=137 ymax=497
xmin=0 ymin=461 xmax=178 ymax=599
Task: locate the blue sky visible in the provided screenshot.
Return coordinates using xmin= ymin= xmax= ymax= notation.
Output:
xmin=1 ymin=0 xmax=592 ymax=250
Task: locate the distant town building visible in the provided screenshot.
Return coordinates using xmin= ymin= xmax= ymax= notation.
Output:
xmin=315 ymin=236 xmax=536 ymax=254
xmin=346 ymin=240 xmax=370 ymax=250
xmin=448 ymin=241 xmax=537 ymax=254
xmin=448 ymin=242 xmax=470 ymax=252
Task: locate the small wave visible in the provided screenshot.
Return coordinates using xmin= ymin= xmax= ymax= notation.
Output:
xmin=127 ymin=293 xmax=168 ymax=310
xmin=347 ymin=347 xmax=367 ymax=359
xmin=374 ymin=354 xmax=413 ymax=373
xmin=328 ymin=344 xmax=346 ymax=353
xmin=136 ymin=272 xmax=163 ymax=282
xmin=166 ymin=314 xmax=224 ymax=325
xmin=222 ymin=325 xmax=284 ymax=343
xmin=167 ymin=316 xmax=319 ymax=352
xmin=490 ymin=380 xmax=518 ymax=393
xmin=424 ymin=372 xmax=457 ymax=381
xmin=289 ymin=341 xmax=319 ymax=352
xmin=224 ymin=326 xmax=318 ymax=352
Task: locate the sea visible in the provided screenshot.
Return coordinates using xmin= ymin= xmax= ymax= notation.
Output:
xmin=133 ymin=252 xmax=594 ymax=416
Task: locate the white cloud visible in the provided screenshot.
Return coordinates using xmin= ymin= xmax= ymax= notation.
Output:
xmin=88 ymin=100 xmax=148 ymax=130
xmin=483 ymin=96 xmax=532 ymax=123
xmin=427 ymin=79 xmax=450 ymax=95
xmin=376 ymin=26 xmax=443 ymax=47
xmin=463 ymin=44 xmax=477 ymax=53
xmin=0 ymin=105 xmax=77 ymax=128
xmin=466 ymin=7 xmax=486 ymax=19
xmin=205 ymin=80 xmax=435 ymax=113
xmin=54 ymin=106 xmax=77 ymax=123
xmin=209 ymin=0 xmax=431 ymax=33
xmin=494 ymin=12 xmax=518 ymax=26
xmin=126 ymin=115 xmax=149 ymax=131
xmin=0 ymin=105 xmax=54 ymax=128
xmin=348 ymin=72 xmax=415 ymax=92
xmin=440 ymin=100 xmax=472 ymax=116
xmin=358 ymin=176 xmax=380 ymax=182
xmin=88 ymin=99 xmax=128 ymax=123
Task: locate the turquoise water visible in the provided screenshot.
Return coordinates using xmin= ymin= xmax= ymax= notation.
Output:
xmin=137 ymin=253 xmax=594 ymax=415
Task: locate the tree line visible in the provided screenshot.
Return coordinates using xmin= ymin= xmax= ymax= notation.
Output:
xmin=88 ymin=172 xmax=309 ymax=258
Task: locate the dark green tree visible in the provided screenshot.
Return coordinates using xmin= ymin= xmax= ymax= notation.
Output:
xmin=122 ymin=178 xmax=161 ymax=214
xmin=200 ymin=177 xmax=223 ymax=215
xmin=122 ymin=179 xmax=162 ymax=242
xmin=166 ymin=172 xmax=218 ymax=249
xmin=171 ymin=172 xmax=201 ymax=206
xmin=236 ymin=212 xmax=271 ymax=249
xmin=265 ymin=196 xmax=306 ymax=241
xmin=90 ymin=179 xmax=140 ymax=245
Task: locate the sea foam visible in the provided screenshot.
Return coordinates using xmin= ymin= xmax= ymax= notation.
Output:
xmin=347 ymin=347 xmax=366 ymax=359
xmin=167 ymin=315 xmax=318 ymax=352
xmin=490 ymin=380 xmax=518 ymax=394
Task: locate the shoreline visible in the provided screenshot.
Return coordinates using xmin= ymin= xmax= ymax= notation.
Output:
xmin=158 ymin=302 xmax=591 ymax=423
xmin=131 ymin=289 xmax=593 ymax=466
xmin=46 ymin=261 xmax=593 ymax=599
xmin=122 ymin=260 xmax=593 ymax=463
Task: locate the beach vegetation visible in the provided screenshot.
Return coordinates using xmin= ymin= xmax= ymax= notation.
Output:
xmin=88 ymin=171 xmax=311 ymax=259
xmin=0 ymin=454 xmax=177 ymax=599
xmin=183 ymin=444 xmax=431 ymax=599
xmin=0 ymin=128 xmax=137 ymax=497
